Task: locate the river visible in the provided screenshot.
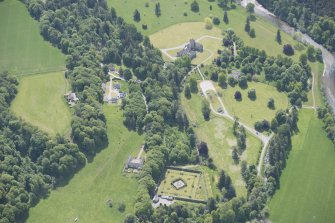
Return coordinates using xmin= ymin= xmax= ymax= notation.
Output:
xmin=241 ymin=0 xmax=335 ymax=113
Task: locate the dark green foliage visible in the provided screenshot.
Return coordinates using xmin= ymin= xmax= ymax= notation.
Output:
xmin=189 ymin=77 xmax=198 ymax=93
xmin=249 ymin=28 xmax=256 ymax=38
xmin=133 ymin=9 xmax=141 ymax=22
xmin=210 ymin=71 xmax=218 ymax=81
xmin=246 ymin=3 xmax=255 ymax=14
xmin=276 ymin=29 xmax=282 ymax=44
xmin=258 ymin=0 xmax=335 ymax=53
xmin=223 ymin=11 xmax=229 ymax=24
xmin=184 ymin=84 xmax=191 ymax=99
xmin=155 ymin=3 xmax=161 ymax=17
xmin=218 ymin=73 xmax=227 ymax=88
xmin=232 ymin=147 xmax=240 ymax=164
xmin=254 ymin=120 xmax=270 ymax=132
xmin=198 ymin=141 xmax=208 ymax=156
xmin=0 ymin=72 xmax=85 ymax=222
xmin=283 ymin=44 xmax=294 ymax=55
xmin=248 ymin=89 xmax=256 ymax=100
xmin=190 ymin=0 xmax=199 ymax=12
xmin=234 ymin=90 xmax=242 ymax=100
xmin=268 ymin=98 xmax=275 ymax=109
xmin=245 ymin=17 xmax=250 ymax=33
xmin=213 ymin=17 xmax=220 ymax=25
xmin=201 ymin=99 xmax=211 ymax=120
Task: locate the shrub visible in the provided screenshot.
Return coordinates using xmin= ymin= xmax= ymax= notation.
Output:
xmin=191 ymin=0 xmax=199 ymax=12
xmin=234 ymin=91 xmax=242 ymax=101
xmin=118 ymin=201 xmax=126 ymax=212
xmin=213 ymin=17 xmax=220 ymax=25
xmin=249 ymin=28 xmax=256 ymax=38
xmin=204 ymin=17 xmax=213 ymax=29
xmin=268 ymin=98 xmax=275 ymax=109
xmin=283 ymin=44 xmax=295 ymax=56
xmin=248 ymin=89 xmax=256 ymax=100
xmin=142 ymin=24 xmax=147 ymax=30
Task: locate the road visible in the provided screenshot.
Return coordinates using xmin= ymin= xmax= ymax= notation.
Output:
xmin=197 ymin=67 xmax=273 ymax=176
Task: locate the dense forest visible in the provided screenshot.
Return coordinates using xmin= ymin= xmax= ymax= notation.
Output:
xmin=0 ymin=72 xmax=85 ymax=222
xmin=258 ymin=0 xmax=335 ymax=53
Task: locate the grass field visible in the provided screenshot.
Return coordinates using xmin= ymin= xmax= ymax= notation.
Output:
xmin=215 ymin=82 xmax=289 ymax=127
xmin=157 ymin=169 xmax=210 ymax=201
xmin=11 ymin=72 xmax=71 ymax=135
xmin=110 ymin=0 xmax=304 ymax=60
xmin=305 ymin=61 xmax=324 ymax=107
xmin=27 ymin=105 xmax=144 ymax=223
xmin=0 ymin=0 xmax=65 ymax=75
xmin=181 ymin=91 xmax=262 ymax=196
xmin=269 ymin=109 xmax=335 ymax=223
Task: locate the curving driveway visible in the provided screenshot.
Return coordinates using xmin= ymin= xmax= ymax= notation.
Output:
xmin=197 ymin=68 xmax=273 ymax=176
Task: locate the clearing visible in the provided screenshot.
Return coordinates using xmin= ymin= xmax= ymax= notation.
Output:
xmin=0 ymin=0 xmax=65 ymax=75
xmin=27 ymin=105 xmax=144 ymax=223
xmin=110 ymin=0 xmax=304 ymax=60
xmin=269 ymin=109 xmax=335 ymax=223
xmin=181 ymin=90 xmax=261 ymax=196
xmin=215 ymin=82 xmax=289 ymax=127
xmin=11 ymin=72 xmax=71 ymax=135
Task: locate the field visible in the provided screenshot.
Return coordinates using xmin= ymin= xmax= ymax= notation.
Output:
xmin=110 ymin=0 xmax=304 ymax=60
xmin=11 ymin=72 xmax=71 ymax=135
xmin=216 ymin=82 xmax=289 ymax=127
xmin=157 ymin=169 xmax=210 ymax=201
xmin=269 ymin=109 xmax=335 ymax=223
xmin=305 ymin=61 xmax=324 ymax=107
xmin=27 ymin=105 xmax=144 ymax=223
xmin=0 ymin=0 xmax=65 ymax=75
xmin=181 ymin=90 xmax=262 ymax=196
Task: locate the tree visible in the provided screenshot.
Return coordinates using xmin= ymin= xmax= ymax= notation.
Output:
xmin=234 ymin=91 xmax=242 ymax=100
xmin=118 ymin=201 xmax=126 ymax=212
xmin=184 ymin=85 xmax=191 ymax=99
xmin=276 ymin=29 xmax=282 ymax=44
xmin=268 ymin=98 xmax=275 ymax=109
xmin=249 ymin=28 xmax=256 ymax=38
xmin=224 ymin=11 xmax=229 ymax=24
xmin=211 ymin=72 xmax=218 ymax=81
xmin=218 ymin=73 xmax=227 ymax=88
xmin=283 ymin=44 xmax=294 ymax=56
xmin=245 ymin=17 xmax=250 ymax=33
xmin=191 ymin=0 xmax=199 ymax=12
xmin=205 ymin=17 xmax=213 ymax=29
xmin=202 ymin=99 xmax=211 ymax=120
xmin=189 ymin=77 xmax=198 ymax=93
xmin=307 ymin=46 xmax=315 ymax=61
xmin=248 ymin=89 xmax=256 ymax=100
xmin=217 ymin=170 xmax=226 ymax=190
xmin=155 ymin=3 xmax=161 ymax=17
xmin=123 ymin=68 xmax=132 ymax=80
xmin=198 ymin=141 xmax=209 ymax=156
xmin=133 ymin=9 xmax=141 ymax=22
xmin=246 ymin=3 xmax=255 ymax=15
xmin=213 ymin=17 xmax=220 ymax=25
xmin=299 ymin=53 xmax=308 ymax=66
xmin=232 ymin=147 xmax=240 ymax=164
xmin=238 ymin=76 xmax=247 ymax=88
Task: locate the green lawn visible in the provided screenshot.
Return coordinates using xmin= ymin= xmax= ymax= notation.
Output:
xmin=216 ymin=81 xmax=289 ymax=128
xmin=27 ymin=105 xmax=144 ymax=223
xmin=305 ymin=61 xmax=324 ymax=107
xmin=11 ymin=72 xmax=71 ymax=135
xmin=181 ymin=91 xmax=262 ymax=196
xmin=158 ymin=169 xmax=209 ymax=201
xmin=269 ymin=109 xmax=335 ymax=223
xmin=110 ymin=0 xmax=304 ymax=60
xmin=0 ymin=0 xmax=65 ymax=75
